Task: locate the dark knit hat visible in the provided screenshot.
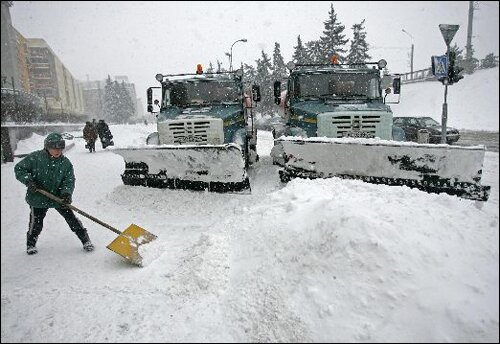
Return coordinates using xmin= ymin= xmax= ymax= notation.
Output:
xmin=44 ymin=133 xmax=66 ymax=149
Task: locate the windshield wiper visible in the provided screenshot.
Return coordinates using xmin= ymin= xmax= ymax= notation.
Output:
xmin=349 ymin=94 xmax=369 ymax=97
xmin=298 ymin=96 xmax=321 ymax=100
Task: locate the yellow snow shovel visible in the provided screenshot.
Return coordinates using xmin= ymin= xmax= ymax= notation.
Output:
xmin=36 ymin=189 xmax=157 ymax=266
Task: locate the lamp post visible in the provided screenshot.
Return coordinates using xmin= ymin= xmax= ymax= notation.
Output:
xmin=229 ymin=38 xmax=247 ymax=72
xmin=402 ymin=29 xmax=414 ymax=80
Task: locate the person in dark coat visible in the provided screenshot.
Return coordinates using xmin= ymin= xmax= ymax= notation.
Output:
xmin=96 ymin=120 xmax=114 ymax=149
xmin=83 ymin=121 xmax=98 ymax=152
xmin=14 ymin=132 xmax=94 ymax=255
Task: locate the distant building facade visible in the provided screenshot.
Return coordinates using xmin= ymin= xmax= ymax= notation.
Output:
xmin=25 ymin=38 xmax=84 ymax=119
xmin=1 ymin=1 xmax=21 ymax=90
xmin=80 ymin=79 xmax=104 ymax=120
xmin=14 ymin=28 xmax=30 ymax=92
xmin=2 ymin=2 xmax=84 ymax=122
xmin=3 ymin=2 xmax=142 ymax=123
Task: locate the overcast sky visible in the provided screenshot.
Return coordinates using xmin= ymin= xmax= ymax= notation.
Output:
xmin=9 ymin=1 xmax=500 ymax=106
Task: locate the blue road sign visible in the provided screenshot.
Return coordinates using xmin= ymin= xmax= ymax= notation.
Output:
xmin=431 ymin=55 xmax=449 ymax=79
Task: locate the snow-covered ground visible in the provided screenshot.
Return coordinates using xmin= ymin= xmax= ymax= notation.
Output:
xmin=1 ymin=120 xmax=498 ymax=342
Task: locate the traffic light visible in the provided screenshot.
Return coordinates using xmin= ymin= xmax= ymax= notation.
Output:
xmin=447 ymin=51 xmax=464 ymax=85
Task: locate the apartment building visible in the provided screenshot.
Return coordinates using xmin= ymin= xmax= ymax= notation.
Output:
xmin=26 ymin=38 xmax=84 ymax=118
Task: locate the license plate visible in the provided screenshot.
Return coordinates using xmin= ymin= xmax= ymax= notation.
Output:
xmin=342 ymin=131 xmax=374 ymax=138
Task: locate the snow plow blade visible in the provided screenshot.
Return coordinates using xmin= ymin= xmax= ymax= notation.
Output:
xmin=271 ymin=137 xmax=490 ymax=201
xmin=112 ymin=143 xmax=249 ymax=192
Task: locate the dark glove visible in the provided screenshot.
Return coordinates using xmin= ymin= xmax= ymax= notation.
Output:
xmin=61 ymin=193 xmax=72 ymax=205
xmin=28 ymin=182 xmax=39 ymax=192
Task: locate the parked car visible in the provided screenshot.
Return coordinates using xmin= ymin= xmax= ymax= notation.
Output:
xmin=393 ymin=116 xmax=460 ymax=144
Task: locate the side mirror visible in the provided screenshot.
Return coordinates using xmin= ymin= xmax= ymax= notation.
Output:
xmin=147 ymin=86 xmax=162 ymax=113
xmin=273 ymin=81 xmax=281 ymax=105
xmin=147 ymin=87 xmax=153 ymax=106
xmin=252 ymin=85 xmax=261 ymax=102
xmin=392 ymin=77 xmax=401 ymax=95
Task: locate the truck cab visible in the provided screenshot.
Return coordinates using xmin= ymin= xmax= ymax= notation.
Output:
xmin=273 ymin=59 xmax=400 ymax=141
xmin=147 ymin=67 xmax=260 ymax=165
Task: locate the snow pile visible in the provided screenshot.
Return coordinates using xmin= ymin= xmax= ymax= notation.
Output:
xmin=225 ymin=176 xmax=499 ymax=341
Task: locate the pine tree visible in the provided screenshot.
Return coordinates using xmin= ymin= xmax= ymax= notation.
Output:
xmin=242 ymin=63 xmax=257 ymax=99
xmin=206 ymin=62 xmax=215 ymax=73
xmin=449 ymin=43 xmax=474 ymax=72
xmin=272 ymin=42 xmax=287 ymax=83
xmin=319 ymin=4 xmax=349 ymax=63
xmin=346 ymin=19 xmax=371 ymax=65
xmin=481 ymin=53 xmax=499 ymax=69
xmin=119 ymin=81 xmax=135 ymax=123
xmin=103 ymin=75 xmax=120 ymax=123
xmin=305 ymin=40 xmax=322 ymax=63
xmin=243 ymin=63 xmax=257 ymax=85
xmin=102 ymin=78 xmax=137 ymax=124
xmin=109 ymin=81 xmax=123 ymax=123
xmin=255 ymin=50 xmax=273 ymax=114
xmin=292 ymin=35 xmax=307 ymax=64
xmin=449 ymin=44 xmax=464 ymax=62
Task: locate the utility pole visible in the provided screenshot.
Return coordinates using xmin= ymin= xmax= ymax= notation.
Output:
xmin=402 ymin=29 xmax=414 ymax=79
xmin=465 ymin=1 xmax=475 ymax=74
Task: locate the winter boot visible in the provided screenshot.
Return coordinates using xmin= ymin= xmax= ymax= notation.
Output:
xmin=27 ymin=246 xmax=38 ymax=255
xmin=27 ymin=232 xmax=38 ymax=255
xmin=83 ymin=241 xmax=95 ymax=252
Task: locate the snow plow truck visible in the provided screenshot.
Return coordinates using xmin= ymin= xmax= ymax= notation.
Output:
xmin=270 ymin=58 xmax=490 ymax=201
xmin=113 ymin=65 xmax=260 ymax=192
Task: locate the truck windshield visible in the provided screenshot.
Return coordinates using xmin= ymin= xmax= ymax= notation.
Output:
xmin=168 ymin=79 xmax=241 ymax=106
xmin=294 ymin=72 xmax=380 ymax=99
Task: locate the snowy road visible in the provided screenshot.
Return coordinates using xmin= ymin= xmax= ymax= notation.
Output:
xmin=1 ymin=124 xmax=498 ymax=342
xmin=457 ymin=130 xmax=499 ymax=152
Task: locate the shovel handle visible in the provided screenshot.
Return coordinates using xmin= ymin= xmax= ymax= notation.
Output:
xmin=35 ymin=188 xmax=122 ymax=235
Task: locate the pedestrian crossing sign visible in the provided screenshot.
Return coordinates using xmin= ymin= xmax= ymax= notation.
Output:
xmin=431 ymin=55 xmax=449 ymax=79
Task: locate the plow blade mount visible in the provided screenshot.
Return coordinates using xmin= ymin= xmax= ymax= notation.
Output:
xmin=113 ymin=143 xmax=249 ymax=192
xmin=271 ymin=138 xmax=490 ymax=201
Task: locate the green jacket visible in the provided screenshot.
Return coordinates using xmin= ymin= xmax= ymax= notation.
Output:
xmin=14 ymin=149 xmax=75 ymax=208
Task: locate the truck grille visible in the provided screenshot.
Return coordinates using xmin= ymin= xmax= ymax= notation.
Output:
xmin=169 ymin=121 xmax=211 ymax=143
xmin=158 ymin=118 xmax=224 ymax=144
xmin=332 ymin=115 xmax=380 ymax=138
xmin=317 ymin=112 xmax=392 ymax=140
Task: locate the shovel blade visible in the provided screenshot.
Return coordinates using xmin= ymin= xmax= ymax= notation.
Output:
xmin=106 ymin=224 xmax=158 ymax=266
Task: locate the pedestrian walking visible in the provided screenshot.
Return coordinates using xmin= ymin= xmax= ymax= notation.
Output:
xmin=83 ymin=121 xmax=98 ymax=152
xmin=96 ymin=120 xmax=114 ymax=149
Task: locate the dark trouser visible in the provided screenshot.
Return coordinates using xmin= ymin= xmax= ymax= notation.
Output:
xmin=27 ymin=206 xmax=90 ymax=248
xmin=87 ymin=140 xmax=96 ymax=152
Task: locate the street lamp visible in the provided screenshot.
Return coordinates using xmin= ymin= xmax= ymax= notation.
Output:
xmin=229 ymin=38 xmax=247 ymax=72
xmin=402 ymin=29 xmax=414 ymax=79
